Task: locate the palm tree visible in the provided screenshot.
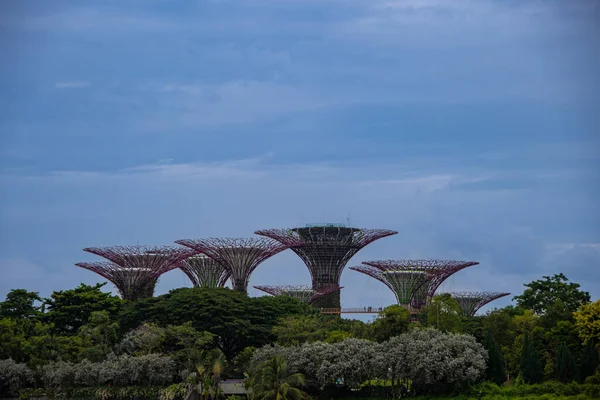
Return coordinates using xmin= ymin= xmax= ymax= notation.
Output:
xmin=249 ymin=355 xmax=308 ymax=400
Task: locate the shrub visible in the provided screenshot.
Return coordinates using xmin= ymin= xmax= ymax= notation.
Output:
xmin=0 ymin=359 xmax=34 ymax=397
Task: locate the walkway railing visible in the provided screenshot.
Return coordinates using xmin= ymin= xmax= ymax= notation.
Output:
xmin=319 ymin=307 xmax=384 ymax=314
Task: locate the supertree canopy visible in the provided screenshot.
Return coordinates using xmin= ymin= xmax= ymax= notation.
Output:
xmin=253 ymin=284 xmax=342 ymax=304
xmin=175 ymin=237 xmax=288 ymax=293
xmin=349 ymin=265 xmax=431 ymax=308
xmin=360 ymin=259 xmax=479 ymax=308
xmin=255 ymin=224 xmax=397 ymax=308
xmin=448 ymin=291 xmax=510 ymax=317
xmin=80 ymin=245 xmax=193 ymax=301
xmin=179 ymin=254 xmax=230 ymax=288
xmin=75 ymin=262 xmax=158 ymax=301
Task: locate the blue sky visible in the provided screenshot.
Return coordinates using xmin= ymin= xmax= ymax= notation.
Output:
xmin=1 ymin=0 xmax=599 ymax=317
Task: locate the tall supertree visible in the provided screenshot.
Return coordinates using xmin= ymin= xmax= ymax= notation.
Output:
xmin=175 ymin=238 xmax=288 ymax=293
xmin=448 ymin=291 xmax=510 ymax=317
xmin=179 ymin=254 xmax=231 ymax=288
xmin=255 ymin=224 xmax=397 ymax=308
xmin=359 ymin=259 xmax=479 ymax=308
xmin=253 ymin=284 xmax=342 ymax=304
xmin=78 ymin=245 xmax=192 ymax=301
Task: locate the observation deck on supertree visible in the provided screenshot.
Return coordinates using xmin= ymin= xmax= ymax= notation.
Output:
xmin=254 ymin=284 xmax=342 ymax=304
xmin=448 ymin=291 xmax=510 ymax=317
xmin=255 ymin=224 xmax=397 ymax=308
xmin=360 ymin=259 xmax=479 ymax=308
xmin=78 ymin=245 xmax=193 ymax=301
xmin=175 ymin=237 xmax=288 ymax=293
xmin=179 ymin=254 xmax=231 ymax=288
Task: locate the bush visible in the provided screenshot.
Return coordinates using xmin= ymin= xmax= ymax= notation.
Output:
xmin=39 ymin=353 xmax=177 ymax=388
xmin=0 ymin=359 xmax=34 ymax=397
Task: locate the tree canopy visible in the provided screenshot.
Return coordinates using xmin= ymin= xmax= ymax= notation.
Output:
xmin=513 ymin=273 xmax=590 ymax=315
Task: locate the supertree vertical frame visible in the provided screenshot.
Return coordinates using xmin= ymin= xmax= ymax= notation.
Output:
xmin=255 ymin=224 xmax=397 ymax=308
xmin=448 ymin=291 xmax=510 ymax=317
xmin=179 ymin=254 xmax=231 ymax=288
xmin=175 ymin=238 xmax=288 ymax=293
xmin=361 ymin=259 xmax=479 ymax=308
xmin=253 ymin=284 xmax=342 ymax=304
xmin=79 ymin=245 xmax=193 ymax=301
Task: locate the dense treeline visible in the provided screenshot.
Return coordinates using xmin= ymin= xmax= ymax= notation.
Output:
xmin=0 ymin=273 xmax=599 ymax=399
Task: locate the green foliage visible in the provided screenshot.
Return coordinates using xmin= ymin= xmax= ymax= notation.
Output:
xmin=122 ymin=287 xmax=303 ymax=361
xmin=44 ymin=283 xmax=124 ymax=335
xmin=427 ymin=294 xmax=463 ymax=333
xmin=0 ymin=289 xmax=43 ymax=320
xmin=273 ymin=315 xmax=327 ymax=345
xmin=38 ymin=353 xmax=177 ymax=388
xmin=485 ymin=330 xmax=505 ymax=385
xmin=372 ymin=305 xmax=409 ymax=342
xmin=0 ymin=358 xmax=34 ymax=397
xmin=513 ymin=273 xmax=591 ymax=315
xmin=574 ymin=300 xmax=600 ymax=344
xmin=248 ymin=355 xmax=308 ymax=400
xmin=520 ymin=331 xmax=544 ymax=384
xmin=555 ymin=343 xmax=578 ymax=382
xmin=580 ymin=340 xmax=599 ymax=381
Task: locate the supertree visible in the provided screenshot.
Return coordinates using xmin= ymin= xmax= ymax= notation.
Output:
xmin=175 ymin=238 xmax=288 ymax=293
xmin=255 ymin=224 xmax=397 ymax=308
xmin=253 ymin=284 xmax=343 ymax=304
xmin=349 ymin=265 xmax=431 ymax=308
xmin=179 ymin=254 xmax=231 ymax=288
xmin=360 ymin=259 xmax=479 ymax=308
xmin=448 ymin=291 xmax=510 ymax=317
xmin=75 ymin=262 xmax=158 ymax=301
xmin=77 ymin=245 xmax=192 ymax=301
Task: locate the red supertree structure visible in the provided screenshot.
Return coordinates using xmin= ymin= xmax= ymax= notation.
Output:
xmin=77 ymin=245 xmax=192 ymax=301
xmin=359 ymin=259 xmax=479 ymax=308
xmin=255 ymin=224 xmax=397 ymax=308
xmin=175 ymin=238 xmax=288 ymax=293
xmin=179 ymin=254 xmax=231 ymax=288
xmin=447 ymin=291 xmax=510 ymax=317
xmin=253 ymin=284 xmax=343 ymax=304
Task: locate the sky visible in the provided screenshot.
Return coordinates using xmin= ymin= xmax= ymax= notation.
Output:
xmin=1 ymin=0 xmax=599 ymax=319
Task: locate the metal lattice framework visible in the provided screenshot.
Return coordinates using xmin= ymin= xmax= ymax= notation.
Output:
xmin=75 ymin=261 xmax=161 ymax=301
xmin=175 ymin=238 xmax=288 ymax=293
xmin=448 ymin=291 xmax=511 ymax=317
xmin=361 ymin=259 xmax=479 ymax=308
xmin=80 ymin=245 xmax=193 ymax=301
xmin=349 ymin=265 xmax=432 ymax=307
xmin=253 ymin=284 xmax=343 ymax=304
xmin=255 ymin=225 xmax=397 ymax=308
xmin=179 ymin=254 xmax=231 ymax=288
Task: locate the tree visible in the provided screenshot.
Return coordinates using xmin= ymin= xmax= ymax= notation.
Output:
xmin=427 ymin=294 xmax=463 ymax=333
xmin=372 ymin=305 xmax=409 ymax=342
xmin=273 ymin=315 xmax=327 ymax=346
xmin=573 ymin=300 xmax=600 ymax=344
xmin=580 ymin=339 xmax=599 ymax=381
xmin=44 ymin=283 xmax=123 ymax=335
xmin=249 ymin=355 xmax=307 ymax=400
xmin=0 ymin=289 xmax=42 ymax=320
xmin=520 ymin=332 xmax=543 ymax=384
xmin=555 ymin=343 xmax=577 ymax=382
xmin=122 ymin=288 xmax=306 ymax=361
xmin=485 ymin=330 xmax=505 ymax=385
xmin=77 ymin=311 xmax=119 ymax=361
xmin=513 ymin=273 xmax=590 ymax=315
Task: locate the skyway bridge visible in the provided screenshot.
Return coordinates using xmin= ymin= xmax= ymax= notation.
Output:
xmin=319 ymin=307 xmax=384 ymax=314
